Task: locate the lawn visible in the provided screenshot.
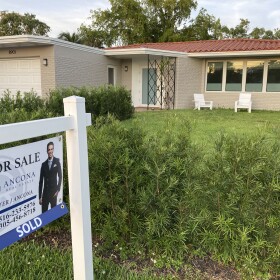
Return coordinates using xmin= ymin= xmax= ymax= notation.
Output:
xmin=1 ymin=108 xmax=280 ymax=280
xmin=0 ymin=234 xmax=210 ymax=280
xmin=127 ymin=109 xmax=280 ymax=143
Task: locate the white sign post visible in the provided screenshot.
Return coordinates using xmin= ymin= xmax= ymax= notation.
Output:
xmin=0 ymin=96 xmax=93 ymax=280
xmin=64 ymin=96 xmax=93 ymax=279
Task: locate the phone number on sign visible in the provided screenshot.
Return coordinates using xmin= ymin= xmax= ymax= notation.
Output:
xmin=0 ymin=201 xmax=36 ymax=229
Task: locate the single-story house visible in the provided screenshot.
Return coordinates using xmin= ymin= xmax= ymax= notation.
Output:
xmin=1 ymin=35 xmax=280 ymax=110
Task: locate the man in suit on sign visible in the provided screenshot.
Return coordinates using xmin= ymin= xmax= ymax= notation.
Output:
xmin=38 ymin=141 xmax=62 ymax=213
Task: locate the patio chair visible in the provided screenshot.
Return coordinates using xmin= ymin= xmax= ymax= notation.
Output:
xmin=193 ymin=94 xmax=213 ymax=110
xmin=234 ymin=93 xmax=252 ymax=113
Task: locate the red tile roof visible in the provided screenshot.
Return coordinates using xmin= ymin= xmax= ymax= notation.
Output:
xmin=106 ymin=39 xmax=280 ymax=53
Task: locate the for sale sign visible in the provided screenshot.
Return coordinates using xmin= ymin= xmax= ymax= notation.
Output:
xmin=0 ymin=136 xmax=68 ymax=250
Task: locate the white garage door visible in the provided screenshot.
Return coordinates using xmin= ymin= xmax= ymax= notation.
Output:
xmin=0 ymin=58 xmax=41 ymax=96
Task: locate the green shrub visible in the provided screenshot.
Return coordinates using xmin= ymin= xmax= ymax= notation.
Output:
xmin=88 ymin=116 xmax=146 ymax=247
xmin=88 ymin=116 xmax=280 ymax=278
xmin=88 ymin=116 xmax=202 ymax=259
xmin=46 ymin=85 xmax=134 ymax=120
xmin=0 ymin=86 xmax=134 ymax=121
xmin=0 ymin=108 xmax=52 ymax=125
xmin=93 ymin=85 xmax=134 ymax=120
xmin=198 ymin=133 xmax=280 ymax=278
xmin=0 ymin=91 xmax=44 ymax=113
xmin=45 ymin=87 xmax=79 ymax=116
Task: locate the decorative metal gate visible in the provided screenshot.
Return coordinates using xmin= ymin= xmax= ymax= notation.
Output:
xmin=147 ymin=55 xmax=176 ymax=109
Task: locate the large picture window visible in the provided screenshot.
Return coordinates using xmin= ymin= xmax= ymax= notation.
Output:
xmin=206 ymin=62 xmax=223 ymax=91
xmin=225 ymin=61 xmax=243 ymax=91
xmin=267 ymin=60 xmax=280 ymax=92
xmin=245 ymin=61 xmax=264 ymax=92
xmin=206 ymin=59 xmax=280 ymax=93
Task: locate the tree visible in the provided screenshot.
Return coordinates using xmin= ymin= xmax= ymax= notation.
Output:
xmin=144 ymin=0 xmax=197 ymax=42
xmin=58 ymin=32 xmax=82 ymax=43
xmin=57 ymin=29 xmax=107 ymax=48
xmin=85 ymin=0 xmax=150 ymax=46
xmin=81 ymin=0 xmax=197 ymax=47
xmin=181 ymin=8 xmax=225 ymax=40
xmin=249 ymin=28 xmax=275 ymax=39
xmin=73 ymin=1 xmax=280 ymax=46
xmin=249 ymin=27 xmax=266 ymax=39
xmin=223 ymin=18 xmax=250 ymax=39
xmin=0 ymin=11 xmax=50 ymax=36
xmin=262 ymin=30 xmax=274 ymax=39
xmin=273 ymin=28 xmax=280 ymax=39
xmin=78 ymin=25 xmax=108 ymax=48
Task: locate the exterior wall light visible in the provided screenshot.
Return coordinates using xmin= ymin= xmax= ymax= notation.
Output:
xmin=124 ymin=65 xmax=128 ymax=72
xmin=43 ymin=58 xmax=48 ymax=66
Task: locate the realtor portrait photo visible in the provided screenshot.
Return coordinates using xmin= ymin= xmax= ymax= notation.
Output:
xmin=38 ymin=141 xmax=62 ymax=213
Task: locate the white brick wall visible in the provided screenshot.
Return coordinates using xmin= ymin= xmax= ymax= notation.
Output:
xmin=175 ymin=56 xmax=204 ymax=109
xmin=54 ymin=45 xmax=121 ymax=88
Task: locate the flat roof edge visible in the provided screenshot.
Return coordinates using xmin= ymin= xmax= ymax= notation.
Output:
xmin=188 ymin=50 xmax=280 ymax=57
xmin=0 ymin=35 xmax=104 ymax=55
xmin=105 ymin=48 xmax=187 ymax=57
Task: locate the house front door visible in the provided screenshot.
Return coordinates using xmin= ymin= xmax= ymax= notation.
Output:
xmin=142 ymin=68 xmax=156 ymax=105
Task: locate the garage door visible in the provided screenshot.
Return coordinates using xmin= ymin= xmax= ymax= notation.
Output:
xmin=0 ymin=58 xmax=41 ymax=96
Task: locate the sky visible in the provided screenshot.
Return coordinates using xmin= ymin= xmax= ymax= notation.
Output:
xmin=0 ymin=0 xmax=280 ymax=38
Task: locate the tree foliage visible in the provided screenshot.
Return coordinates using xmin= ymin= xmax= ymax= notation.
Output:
xmin=78 ymin=25 xmax=109 ymax=48
xmin=58 ymin=32 xmax=82 ymax=43
xmin=79 ymin=0 xmax=197 ymax=47
xmin=144 ymin=0 xmax=197 ymax=42
xmin=74 ymin=1 xmax=280 ymax=47
xmin=250 ymin=27 xmax=277 ymax=39
xmin=224 ymin=18 xmax=250 ymax=38
xmin=0 ymin=11 xmax=50 ymax=36
xmin=181 ymin=9 xmax=280 ymax=41
xmin=181 ymin=8 xmax=224 ymax=40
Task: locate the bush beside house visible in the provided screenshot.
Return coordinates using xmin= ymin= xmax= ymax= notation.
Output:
xmin=0 ymin=85 xmax=134 ymax=124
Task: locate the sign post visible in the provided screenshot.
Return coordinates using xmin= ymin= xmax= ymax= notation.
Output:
xmin=64 ymin=96 xmax=93 ymax=279
xmin=0 ymin=96 xmax=93 ymax=280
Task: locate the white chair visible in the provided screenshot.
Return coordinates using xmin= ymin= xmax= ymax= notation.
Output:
xmin=235 ymin=93 xmax=252 ymax=113
xmin=193 ymin=94 xmax=213 ymax=110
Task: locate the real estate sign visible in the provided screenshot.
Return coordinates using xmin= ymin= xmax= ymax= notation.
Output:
xmin=0 ymin=136 xmax=68 ymax=250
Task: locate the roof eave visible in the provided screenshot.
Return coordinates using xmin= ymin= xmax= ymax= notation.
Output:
xmin=0 ymin=35 xmax=104 ymax=54
xmin=0 ymin=35 xmax=53 ymax=47
xmin=188 ymin=50 xmax=280 ymax=58
xmin=105 ymin=48 xmax=187 ymax=57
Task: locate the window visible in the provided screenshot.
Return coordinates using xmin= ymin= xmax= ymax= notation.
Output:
xmin=226 ymin=61 xmax=243 ymax=91
xmin=205 ymin=58 xmax=280 ymax=93
xmin=267 ymin=60 xmax=280 ymax=92
xmin=206 ymin=62 xmax=223 ymax=91
xmin=245 ymin=61 xmax=264 ymax=92
xmin=108 ymin=67 xmax=115 ymax=85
